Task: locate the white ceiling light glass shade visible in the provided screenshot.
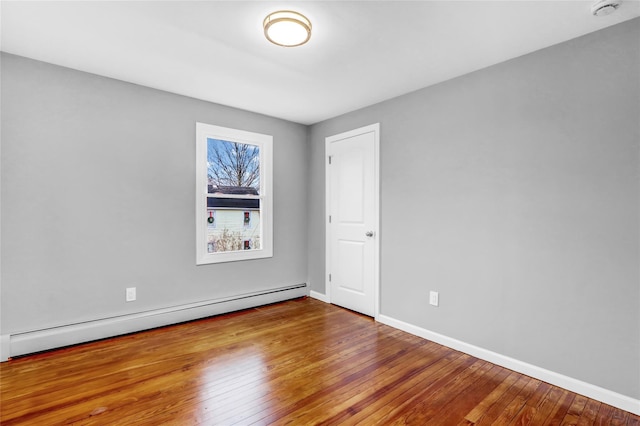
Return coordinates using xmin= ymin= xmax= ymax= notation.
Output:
xmin=263 ymin=10 xmax=312 ymax=47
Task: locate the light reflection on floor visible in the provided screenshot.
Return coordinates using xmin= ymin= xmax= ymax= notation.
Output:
xmin=194 ymin=346 xmax=270 ymax=422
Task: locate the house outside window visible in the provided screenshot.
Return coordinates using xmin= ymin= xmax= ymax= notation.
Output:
xmin=196 ymin=123 xmax=273 ymax=264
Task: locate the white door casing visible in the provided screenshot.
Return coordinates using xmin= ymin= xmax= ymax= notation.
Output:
xmin=325 ymin=123 xmax=380 ymax=317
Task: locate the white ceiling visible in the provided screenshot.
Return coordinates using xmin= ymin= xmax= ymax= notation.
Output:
xmin=2 ymin=1 xmax=639 ymax=125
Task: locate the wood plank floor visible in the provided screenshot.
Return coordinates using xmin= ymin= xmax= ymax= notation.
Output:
xmin=1 ymin=297 xmax=638 ymax=425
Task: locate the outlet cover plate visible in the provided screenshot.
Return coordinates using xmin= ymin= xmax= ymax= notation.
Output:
xmin=429 ymin=291 xmax=439 ymax=307
xmin=126 ymin=287 xmax=136 ymax=302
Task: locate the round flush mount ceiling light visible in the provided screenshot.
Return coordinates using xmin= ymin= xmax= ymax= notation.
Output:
xmin=263 ymin=10 xmax=311 ymax=47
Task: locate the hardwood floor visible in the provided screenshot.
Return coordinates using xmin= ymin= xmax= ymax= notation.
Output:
xmin=1 ymin=297 xmax=638 ymax=425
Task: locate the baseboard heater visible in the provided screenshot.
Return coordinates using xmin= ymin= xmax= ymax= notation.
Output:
xmin=1 ymin=283 xmax=307 ymax=361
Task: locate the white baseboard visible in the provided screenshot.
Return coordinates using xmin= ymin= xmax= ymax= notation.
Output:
xmin=2 ymin=284 xmax=307 ymax=362
xmin=377 ymin=314 xmax=640 ymax=416
xmin=309 ymin=290 xmax=329 ymax=303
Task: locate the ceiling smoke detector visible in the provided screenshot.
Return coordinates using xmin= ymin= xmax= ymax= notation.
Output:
xmin=591 ymin=0 xmax=622 ymax=16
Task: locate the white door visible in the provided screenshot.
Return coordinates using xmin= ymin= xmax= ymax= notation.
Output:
xmin=326 ymin=124 xmax=379 ymax=317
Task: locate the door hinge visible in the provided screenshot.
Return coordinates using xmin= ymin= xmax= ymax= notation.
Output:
xmin=329 ymin=273 xmax=332 ymax=282
xmin=329 ymin=215 xmax=332 ymax=223
xmin=328 ymin=155 xmax=332 ymax=165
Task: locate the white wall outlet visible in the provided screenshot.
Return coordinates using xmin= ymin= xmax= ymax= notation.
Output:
xmin=429 ymin=291 xmax=439 ymax=307
xmin=126 ymin=287 xmax=136 ymax=302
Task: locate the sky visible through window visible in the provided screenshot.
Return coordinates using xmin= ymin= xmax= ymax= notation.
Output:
xmin=207 ymin=138 xmax=260 ymax=192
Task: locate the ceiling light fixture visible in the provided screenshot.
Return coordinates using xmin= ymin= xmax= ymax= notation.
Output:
xmin=263 ymin=10 xmax=311 ymax=47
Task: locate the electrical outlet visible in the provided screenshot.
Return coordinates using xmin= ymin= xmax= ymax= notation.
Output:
xmin=429 ymin=291 xmax=439 ymax=307
xmin=126 ymin=287 xmax=136 ymax=302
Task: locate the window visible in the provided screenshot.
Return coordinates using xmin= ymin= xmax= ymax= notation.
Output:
xmin=196 ymin=123 xmax=273 ymax=264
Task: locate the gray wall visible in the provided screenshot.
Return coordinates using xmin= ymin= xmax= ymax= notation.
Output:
xmin=1 ymin=53 xmax=308 ymax=334
xmin=308 ymin=19 xmax=639 ymax=398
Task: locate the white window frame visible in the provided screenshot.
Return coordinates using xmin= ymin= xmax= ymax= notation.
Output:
xmin=196 ymin=122 xmax=273 ymax=265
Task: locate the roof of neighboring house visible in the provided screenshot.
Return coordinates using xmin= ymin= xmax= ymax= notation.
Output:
xmin=207 ymin=185 xmax=259 ymax=209
xmin=208 ymin=198 xmax=259 ymax=209
xmin=208 ymin=185 xmax=258 ymax=196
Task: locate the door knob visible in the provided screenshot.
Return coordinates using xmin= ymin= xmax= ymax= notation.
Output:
xmin=365 ymin=231 xmax=374 ymax=237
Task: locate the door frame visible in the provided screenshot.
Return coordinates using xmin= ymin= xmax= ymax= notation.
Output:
xmin=325 ymin=123 xmax=380 ymax=319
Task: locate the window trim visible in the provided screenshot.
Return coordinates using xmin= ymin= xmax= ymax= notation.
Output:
xmin=196 ymin=122 xmax=273 ymax=265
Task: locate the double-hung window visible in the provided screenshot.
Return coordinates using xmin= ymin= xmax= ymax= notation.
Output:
xmin=196 ymin=122 xmax=273 ymax=264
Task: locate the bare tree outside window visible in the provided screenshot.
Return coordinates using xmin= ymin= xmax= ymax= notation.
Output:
xmin=207 ymin=139 xmax=260 ymax=191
